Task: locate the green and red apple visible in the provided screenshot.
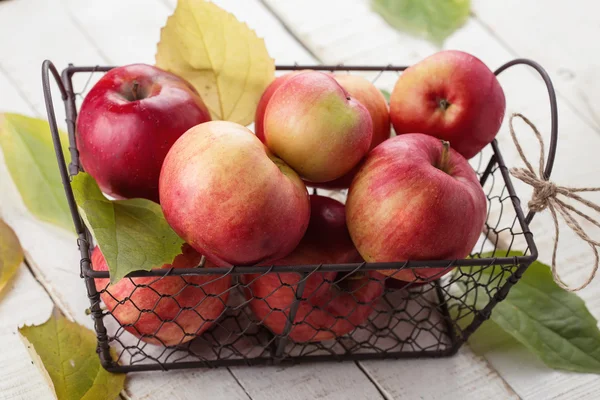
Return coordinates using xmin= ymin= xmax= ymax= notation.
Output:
xmin=263 ymin=71 xmax=373 ymax=182
xmin=311 ymin=74 xmax=391 ymax=189
xmin=254 ymin=70 xmax=307 ymax=141
xmin=159 ymin=121 xmax=310 ymax=267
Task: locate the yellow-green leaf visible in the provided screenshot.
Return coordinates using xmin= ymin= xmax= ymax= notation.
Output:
xmin=155 ymin=0 xmax=275 ymax=126
xmin=71 ymin=173 xmax=185 ymax=284
xmin=0 ymin=219 xmax=23 ymax=294
xmin=372 ymin=0 xmax=471 ymax=45
xmin=19 ymin=308 xmax=125 ymax=400
xmin=0 ymin=113 xmax=73 ymax=232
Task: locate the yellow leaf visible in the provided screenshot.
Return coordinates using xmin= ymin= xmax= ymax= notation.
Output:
xmin=0 ymin=219 xmax=23 ymax=295
xmin=19 ymin=308 xmax=126 ymax=400
xmin=155 ymin=0 xmax=275 ymax=126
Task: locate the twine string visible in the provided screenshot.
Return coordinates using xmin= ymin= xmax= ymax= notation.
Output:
xmin=508 ymin=113 xmax=600 ymax=291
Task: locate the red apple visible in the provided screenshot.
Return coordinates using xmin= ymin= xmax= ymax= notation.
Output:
xmin=254 ymin=71 xmax=307 ymax=141
xmin=346 ymin=134 xmax=487 ymax=282
xmin=76 ymin=64 xmax=211 ymax=202
xmin=92 ymin=245 xmax=231 ymax=346
xmin=159 ymin=121 xmax=310 ymax=267
xmin=242 ymin=195 xmax=384 ymax=342
xmin=389 ymin=50 xmax=506 ymax=159
xmin=263 ymin=71 xmax=373 ymax=182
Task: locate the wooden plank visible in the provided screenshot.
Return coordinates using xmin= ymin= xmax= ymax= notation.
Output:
xmin=0 ymin=266 xmax=53 ymax=331
xmin=62 ymin=0 xmax=172 ymax=66
xmin=0 ymin=71 xmax=35 ymax=116
xmin=0 ymin=0 xmax=109 ymax=127
xmin=262 ymin=0 xmax=600 ymax=398
xmin=358 ymin=348 xmax=519 ymax=399
xmin=230 ymin=363 xmax=384 ymax=400
xmin=0 ymin=328 xmax=56 ymax=400
xmin=472 ymin=0 xmax=600 ymax=133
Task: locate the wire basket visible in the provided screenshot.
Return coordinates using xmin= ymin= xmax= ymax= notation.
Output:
xmin=41 ymin=59 xmax=558 ymax=373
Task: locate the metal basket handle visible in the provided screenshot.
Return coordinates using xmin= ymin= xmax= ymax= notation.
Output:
xmin=494 ymin=59 xmax=559 ymax=225
xmin=41 ymin=60 xmax=85 ymax=235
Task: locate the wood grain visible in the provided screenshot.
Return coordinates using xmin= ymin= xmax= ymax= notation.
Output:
xmin=472 ymin=0 xmax=600 ymax=134
xmin=1 ymin=0 xmax=599 ymax=398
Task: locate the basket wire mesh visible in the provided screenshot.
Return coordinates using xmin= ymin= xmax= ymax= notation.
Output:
xmin=41 ymin=59 xmax=558 ymax=372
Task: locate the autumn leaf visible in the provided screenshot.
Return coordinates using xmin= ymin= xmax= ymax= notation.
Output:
xmin=0 ymin=219 xmax=23 ymax=295
xmin=0 ymin=114 xmax=73 ymax=232
xmin=155 ymin=0 xmax=275 ymax=126
xmin=19 ymin=308 xmax=125 ymax=400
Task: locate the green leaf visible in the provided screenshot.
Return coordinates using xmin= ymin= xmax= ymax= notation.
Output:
xmin=0 ymin=113 xmax=73 ymax=232
xmin=371 ymin=0 xmax=471 ymax=45
xmin=19 ymin=308 xmax=125 ymax=400
xmin=459 ymin=251 xmax=600 ymax=374
xmin=379 ymin=89 xmax=391 ymax=102
xmin=71 ymin=173 xmax=185 ymax=284
xmin=0 ymin=219 xmax=23 ymax=295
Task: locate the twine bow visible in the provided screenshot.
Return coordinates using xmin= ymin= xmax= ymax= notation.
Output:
xmin=509 ymin=113 xmax=600 ymax=291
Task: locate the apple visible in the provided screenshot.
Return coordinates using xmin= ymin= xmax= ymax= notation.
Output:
xmin=77 ymin=64 xmax=211 ymax=202
xmin=242 ymin=195 xmax=384 ymax=342
xmin=159 ymin=121 xmax=311 ymax=267
xmin=389 ymin=50 xmax=506 ymax=159
xmin=92 ymin=245 xmax=231 ymax=346
xmin=254 ymin=71 xmax=307 ymax=141
xmin=334 ymin=74 xmax=391 ymax=151
xmin=308 ymin=74 xmax=391 ymax=190
xmin=346 ymin=133 xmax=487 ymax=282
xmin=263 ymin=71 xmax=373 ymax=182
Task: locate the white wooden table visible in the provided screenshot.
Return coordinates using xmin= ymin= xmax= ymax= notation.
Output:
xmin=1 ymin=0 xmax=599 ymax=399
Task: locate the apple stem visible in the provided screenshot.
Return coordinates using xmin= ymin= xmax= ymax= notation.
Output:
xmin=438 ymin=98 xmax=451 ymax=111
xmin=132 ymin=81 xmax=139 ymax=101
xmin=438 ymin=140 xmax=451 ymax=173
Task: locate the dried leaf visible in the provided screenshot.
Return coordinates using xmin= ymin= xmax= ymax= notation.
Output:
xmin=0 ymin=219 xmax=23 ymax=294
xmin=156 ymin=0 xmax=275 ymax=125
